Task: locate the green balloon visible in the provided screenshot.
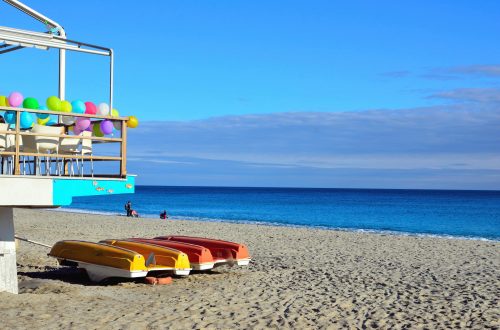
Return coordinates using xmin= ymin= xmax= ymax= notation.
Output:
xmin=46 ymin=96 xmax=61 ymax=111
xmin=93 ymin=122 xmax=104 ymax=137
xmin=23 ymin=97 xmax=39 ymax=109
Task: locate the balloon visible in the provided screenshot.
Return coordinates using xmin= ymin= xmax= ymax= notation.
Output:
xmin=46 ymin=119 xmax=58 ymax=126
xmin=97 ymin=103 xmax=110 ymax=116
xmin=71 ymin=100 xmax=86 ymax=114
xmin=85 ymin=123 xmax=93 ymax=132
xmin=36 ymin=106 xmax=50 ymax=119
xmin=92 ymin=122 xmax=104 ymax=137
xmin=127 ymin=116 xmax=139 ymax=128
xmin=4 ymin=111 xmax=16 ymax=124
xmin=84 ymin=101 xmax=97 ymax=115
xmin=62 ymin=116 xmax=75 ymax=126
xmin=23 ymin=97 xmax=39 ymax=109
xmin=0 ymin=95 xmax=9 ymax=107
xmin=113 ymin=120 xmax=121 ymax=131
xmin=100 ymin=120 xmax=113 ymax=135
xmin=73 ymin=126 xmax=83 ymax=135
xmin=8 ymin=92 xmax=23 ymax=107
xmin=37 ymin=117 xmax=50 ymax=125
xmin=111 ymin=108 xmax=119 ymax=117
xmin=75 ymin=117 xmax=90 ymax=130
xmin=20 ymin=112 xmax=34 ymax=129
xmin=46 ymin=96 xmax=61 ymax=111
xmin=61 ymin=100 xmax=72 ymax=113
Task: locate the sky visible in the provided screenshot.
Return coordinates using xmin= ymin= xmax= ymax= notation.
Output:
xmin=1 ymin=1 xmax=500 ymax=189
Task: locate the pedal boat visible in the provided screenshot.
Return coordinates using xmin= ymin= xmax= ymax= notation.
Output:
xmin=129 ymin=238 xmax=216 ymax=271
xmin=48 ymin=240 xmax=149 ymax=282
xmin=154 ymin=236 xmax=251 ymax=267
xmin=100 ymin=239 xmax=191 ymax=276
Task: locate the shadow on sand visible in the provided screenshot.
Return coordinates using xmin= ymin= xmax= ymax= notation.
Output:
xmin=18 ymin=266 xmax=225 ymax=288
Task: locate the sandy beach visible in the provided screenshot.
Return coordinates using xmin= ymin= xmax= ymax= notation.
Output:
xmin=0 ymin=208 xmax=498 ymax=329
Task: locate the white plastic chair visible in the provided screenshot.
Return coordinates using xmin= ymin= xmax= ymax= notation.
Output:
xmin=80 ymin=131 xmax=94 ymax=177
xmin=31 ymin=124 xmax=63 ymax=175
xmin=60 ymin=133 xmax=82 ymax=176
xmin=0 ymin=124 xmax=27 ymax=174
xmin=0 ymin=123 xmax=9 ymax=174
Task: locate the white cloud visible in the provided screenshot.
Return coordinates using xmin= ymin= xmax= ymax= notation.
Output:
xmin=127 ymin=105 xmax=500 ymax=174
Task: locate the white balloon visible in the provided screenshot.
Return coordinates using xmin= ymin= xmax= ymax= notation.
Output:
xmin=62 ymin=116 xmax=75 ymax=125
xmin=97 ymin=102 xmax=110 ymax=116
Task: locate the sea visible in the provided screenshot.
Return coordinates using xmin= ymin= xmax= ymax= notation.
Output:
xmin=61 ymin=186 xmax=500 ymax=241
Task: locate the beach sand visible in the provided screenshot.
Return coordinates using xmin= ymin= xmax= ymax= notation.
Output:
xmin=1 ymin=208 xmax=498 ymax=329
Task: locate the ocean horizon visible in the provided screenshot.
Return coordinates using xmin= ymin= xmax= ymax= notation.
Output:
xmin=61 ymin=185 xmax=500 ymax=241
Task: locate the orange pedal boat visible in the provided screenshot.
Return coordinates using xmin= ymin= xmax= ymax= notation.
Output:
xmin=100 ymin=239 xmax=192 ymax=276
xmin=154 ymin=236 xmax=251 ymax=267
xmin=130 ymin=238 xmax=216 ymax=270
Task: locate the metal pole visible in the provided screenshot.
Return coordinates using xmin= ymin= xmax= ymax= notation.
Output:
xmin=58 ymin=48 xmax=66 ymax=123
xmin=2 ymin=0 xmax=62 ymax=31
xmin=109 ymin=49 xmax=114 ymax=111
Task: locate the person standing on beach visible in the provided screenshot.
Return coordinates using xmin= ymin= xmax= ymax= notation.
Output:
xmin=125 ymin=201 xmax=132 ymax=217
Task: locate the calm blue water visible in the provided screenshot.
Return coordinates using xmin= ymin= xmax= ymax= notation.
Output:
xmin=62 ymin=186 xmax=500 ymax=240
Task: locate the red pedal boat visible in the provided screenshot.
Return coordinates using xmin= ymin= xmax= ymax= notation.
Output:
xmin=154 ymin=236 xmax=251 ymax=267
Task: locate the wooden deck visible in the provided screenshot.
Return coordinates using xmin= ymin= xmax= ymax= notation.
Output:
xmin=0 ymin=105 xmax=129 ymax=178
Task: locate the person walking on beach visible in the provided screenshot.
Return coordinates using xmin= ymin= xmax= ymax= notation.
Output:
xmin=160 ymin=210 xmax=168 ymax=219
xmin=124 ymin=201 xmax=132 ymax=217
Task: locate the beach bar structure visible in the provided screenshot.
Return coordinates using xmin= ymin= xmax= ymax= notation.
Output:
xmin=0 ymin=0 xmax=135 ymax=293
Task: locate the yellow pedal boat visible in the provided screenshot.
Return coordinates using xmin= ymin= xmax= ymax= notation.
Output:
xmin=100 ymin=239 xmax=192 ymax=276
xmin=49 ymin=240 xmax=149 ymax=282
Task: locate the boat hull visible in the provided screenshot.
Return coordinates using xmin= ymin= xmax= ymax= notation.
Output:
xmin=100 ymin=239 xmax=192 ymax=276
xmin=130 ymin=238 xmax=216 ymax=271
xmin=154 ymin=236 xmax=251 ymax=267
xmin=48 ymin=240 xmax=148 ymax=282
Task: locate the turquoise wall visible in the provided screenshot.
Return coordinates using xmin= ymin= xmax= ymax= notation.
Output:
xmin=52 ymin=176 xmax=135 ymax=206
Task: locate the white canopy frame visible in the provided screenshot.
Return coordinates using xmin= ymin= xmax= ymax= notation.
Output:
xmin=0 ymin=0 xmax=115 ymax=110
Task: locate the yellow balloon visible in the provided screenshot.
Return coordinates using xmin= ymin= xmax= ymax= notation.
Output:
xmin=127 ymin=116 xmax=139 ymax=128
xmin=37 ymin=117 xmax=49 ymax=125
xmin=61 ymin=100 xmax=72 ymax=113
xmin=0 ymin=95 xmax=9 ymax=107
xmin=46 ymin=96 xmax=61 ymax=111
xmin=111 ymin=108 xmax=120 ymax=117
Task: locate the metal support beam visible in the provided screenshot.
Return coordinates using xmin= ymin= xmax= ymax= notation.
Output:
xmin=59 ymin=49 xmax=66 ymax=100
xmin=0 ymin=45 xmax=24 ymax=54
xmin=0 ymin=207 xmax=18 ymax=294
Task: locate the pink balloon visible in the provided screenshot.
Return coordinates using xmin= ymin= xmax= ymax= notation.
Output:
xmin=73 ymin=126 xmax=83 ymax=135
xmin=85 ymin=123 xmax=93 ymax=132
xmin=84 ymin=102 xmax=97 ymax=115
xmin=75 ymin=117 xmax=90 ymax=130
xmin=8 ymin=92 xmax=23 ymax=107
xmin=100 ymin=120 xmax=114 ymax=135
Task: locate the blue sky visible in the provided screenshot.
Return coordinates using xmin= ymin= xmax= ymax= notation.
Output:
xmin=1 ymin=1 xmax=500 ymax=189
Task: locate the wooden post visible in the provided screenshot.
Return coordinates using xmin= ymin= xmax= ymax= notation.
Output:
xmin=14 ymin=111 xmax=21 ymax=175
xmin=0 ymin=207 xmax=18 ymax=294
xmin=120 ymin=120 xmax=127 ymax=177
xmin=64 ymin=125 xmax=69 ymax=176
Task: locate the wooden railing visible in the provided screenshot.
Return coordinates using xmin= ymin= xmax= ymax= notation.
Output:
xmin=0 ymin=105 xmax=128 ymax=178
